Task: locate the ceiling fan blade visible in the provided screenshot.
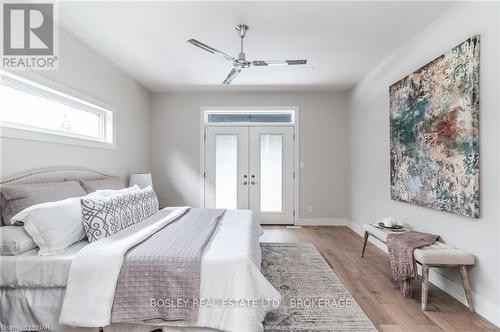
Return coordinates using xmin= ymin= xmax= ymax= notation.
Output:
xmin=187 ymin=39 xmax=234 ymax=61
xmin=252 ymin=60 xmax=307 ymax=66
xmin=223 ymin=68 xmax=241 ymax=85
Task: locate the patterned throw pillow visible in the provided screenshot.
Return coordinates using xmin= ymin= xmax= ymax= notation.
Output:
xmin=81 ymin=186 xmax=159 ymax=242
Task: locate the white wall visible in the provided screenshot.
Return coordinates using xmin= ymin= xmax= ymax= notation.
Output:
xmin=2 ymin=2 xmax=497 ymax=324
xmin=0 ymin=29 xmax=152 ymax=179
xmin=348 ymin=2 xmax=500 ymax=325
xmin=151 ymin=91 xmax=349 ymax=221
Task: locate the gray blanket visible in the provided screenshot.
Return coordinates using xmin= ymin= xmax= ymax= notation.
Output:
xmin=111 ymin=208 xmax=225 ymax=323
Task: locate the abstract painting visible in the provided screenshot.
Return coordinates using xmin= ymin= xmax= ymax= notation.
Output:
xmin=390 ymin=36 xmax=480 ymax=218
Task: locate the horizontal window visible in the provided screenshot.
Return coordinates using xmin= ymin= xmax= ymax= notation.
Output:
xmin=0 ymin=71 xmax=113 ymax=145
xmin=205 ymin=111 xmax=294 ymax=124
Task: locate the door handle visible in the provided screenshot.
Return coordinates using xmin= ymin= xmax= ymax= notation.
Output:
xmin=251 ymin=181 xmax=257 ymax=185
xmin=242 ymin=181 xmax=248 ymax=185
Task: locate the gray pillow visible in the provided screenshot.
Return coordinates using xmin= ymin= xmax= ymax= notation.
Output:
xmin=79 ymin=178 xmax=124 ymax=193
xmin=81 ymin=187 xmax=159 ymax=242
xmin=0 ymin=181 xmax=86 ymax=225
xmin=0 ymin=194 xmax=9 ymax=226
xmin=0 ymin=226 xmax=37 ymax=255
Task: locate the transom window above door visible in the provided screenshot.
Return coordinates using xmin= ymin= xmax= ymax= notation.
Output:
xmin=204 ymin=110 xmax=295 ymax=125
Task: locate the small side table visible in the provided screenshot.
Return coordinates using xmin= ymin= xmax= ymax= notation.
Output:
xmin=360 ymin=223 xmax=407 ymax=257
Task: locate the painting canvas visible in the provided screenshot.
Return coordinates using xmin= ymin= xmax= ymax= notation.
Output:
xmin=390 ymin=36 xmax=480 ymax=218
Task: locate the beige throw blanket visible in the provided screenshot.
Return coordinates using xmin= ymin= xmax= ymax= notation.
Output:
xmin=111 ymin=208 xmax=225 ymax=323
xmin=387 ymin=231 xmax=439 ymax=297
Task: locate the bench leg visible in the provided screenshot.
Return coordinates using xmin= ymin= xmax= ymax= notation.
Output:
xmin=459 ymin=265 xmax=475 ymax=312
xmin=361 ymin=231 xmax=369 ymax=257
xmin=421 ymin=264 xmax=430 ymax=311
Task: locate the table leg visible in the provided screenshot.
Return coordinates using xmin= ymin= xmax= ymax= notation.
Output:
xmin=361 ymin=231 xmax=369 ymax=257
xmin=459 ymin=265 xmax=475 ymax=312
xmin=421 ymin=264 xmax=430 ymax=311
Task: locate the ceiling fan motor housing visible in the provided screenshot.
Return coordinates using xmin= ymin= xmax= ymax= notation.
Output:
xmin=234 ymin=52 xmax=250 ymax=68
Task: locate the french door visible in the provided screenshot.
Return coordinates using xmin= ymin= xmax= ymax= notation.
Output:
xmin=204 ymin=126 xmax=294 ymax=224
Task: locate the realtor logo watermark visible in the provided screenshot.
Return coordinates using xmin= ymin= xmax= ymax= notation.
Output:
xmin=1 ymin=2 xmax=59 ymax=69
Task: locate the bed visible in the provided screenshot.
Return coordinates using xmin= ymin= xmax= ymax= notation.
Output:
xmin=0 ymin=168 xmax=280 ymax=332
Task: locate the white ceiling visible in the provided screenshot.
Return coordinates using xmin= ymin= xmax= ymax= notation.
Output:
xmin=59 ymin=1 xmax=452 ymax=92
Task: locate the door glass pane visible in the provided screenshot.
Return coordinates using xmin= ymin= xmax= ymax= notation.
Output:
xmin=260 ymin=134 xmax=283 ymax=212
xmin=215 ymin=135 xmax=238 ymax=209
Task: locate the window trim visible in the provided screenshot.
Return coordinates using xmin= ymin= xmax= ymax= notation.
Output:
xmin=0 ymin=70 xmax=116 ymax=150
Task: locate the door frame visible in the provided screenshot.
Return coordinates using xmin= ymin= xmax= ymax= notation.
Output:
xmin=199 ymin=106 xmax=300 ymax=225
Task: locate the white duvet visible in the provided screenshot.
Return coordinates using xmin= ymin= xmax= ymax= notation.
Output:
xmin=59 ymin=208 xmax=280 ymax=332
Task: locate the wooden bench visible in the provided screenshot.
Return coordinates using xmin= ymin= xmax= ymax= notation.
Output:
xmin=361 ymin=223 xmax=475 ymax=312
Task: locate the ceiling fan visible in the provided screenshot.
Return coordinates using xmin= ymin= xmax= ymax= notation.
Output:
xmin=187 ymin=24 xmax=308 ymax=84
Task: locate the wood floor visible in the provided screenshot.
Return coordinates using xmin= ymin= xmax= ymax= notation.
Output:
xmin=260 ymin=226 xmax=498 ymax=332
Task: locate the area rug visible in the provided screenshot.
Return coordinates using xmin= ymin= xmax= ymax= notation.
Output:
xmin=261 ymin=242 xmax=376 ymax=331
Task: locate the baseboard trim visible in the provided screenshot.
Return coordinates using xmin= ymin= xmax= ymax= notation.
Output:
xmin=296 ymin=218 xmax=348 ymax=226
xmin=347 ymin=220 xmax=500 ymax=327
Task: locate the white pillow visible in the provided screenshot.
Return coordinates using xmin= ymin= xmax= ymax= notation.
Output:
xmin=10 ymin=186 xmax=140 ymax=256
xmin=0 ymin=226 xmax=37 ymax=255
xmin=12 ymin=197 xmax=85 ymax=256
xmin=86 ymin=185 xmax=140 ymax=199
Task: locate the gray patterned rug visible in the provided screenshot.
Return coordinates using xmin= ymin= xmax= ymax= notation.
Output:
xmin=261 ymin=242 xmax=376 ymax=331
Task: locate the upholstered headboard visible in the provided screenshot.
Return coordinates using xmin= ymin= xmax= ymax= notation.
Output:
xmin=0 ymin=167 xmax=122 ymax=226
xmin=0 ymin=167 xmax=112 ymax=185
